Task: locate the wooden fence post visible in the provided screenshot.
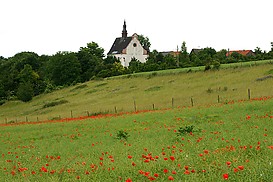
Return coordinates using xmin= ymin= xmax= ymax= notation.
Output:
xmin=172 ymin=98 xmax=174 ymax=108
xmin=26 ymin=117 xmax=28 ymax=122
xmin=248 ymin=89 xmax=251 ymax=100
xmin=191 ymin=97 xmax=194 ymax=107
xmin=134 ymin=100 xmax=137 ymax=112
xmin=114 ymin=106 xmax=117 ymax=113
xmin=70 ymin=110 xmax=73 ymax=118
xmin=218 ymin=95 xmax=220 ymax=103
xmin=152 ymin=104 xmax=155 ymax=110
xmin=87 ymin=111 xmax=90 ymax=117
xmin=5 ymin=118 xmax=7 ymax=124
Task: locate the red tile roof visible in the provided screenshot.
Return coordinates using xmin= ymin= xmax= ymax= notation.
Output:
xmin=226 ymin=50 xmax=254 ymax=56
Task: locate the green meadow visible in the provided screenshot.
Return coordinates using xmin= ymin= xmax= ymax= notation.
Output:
xmin=1 ymin=61 xmax=273 ymax=181
xmin=1 ymin=60 xmax=273 ymax=123
xmin=1 ymin=97 xmax=273 ymax=181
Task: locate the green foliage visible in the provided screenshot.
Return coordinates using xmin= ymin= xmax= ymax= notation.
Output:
xmin=0 ymin=100 xmax=5 ymax=106
xmin=48 ymin=52 xmax=81 ymax=86
xmin=204 ymin=64 xmax=211 ymax=71
xmin=137 ymin=34 xmax=151 ymax=51
xmin=77 ymin=42 xmax=105 ymax=81
xmin=115 ymin=130 xmax=129 ymax=140
xmin=17 ymin=82 xmax=34 ymax=102
xmin=206 ymin=88 xmax=213 ymax=93
xmin=176 ymin=125 xmax=195 ymax=136
xmin=212 ymin=60 xmax=221 ymax=70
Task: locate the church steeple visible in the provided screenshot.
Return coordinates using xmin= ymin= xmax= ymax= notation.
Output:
xmin=122 ymin=20 xmax=128 ymax=38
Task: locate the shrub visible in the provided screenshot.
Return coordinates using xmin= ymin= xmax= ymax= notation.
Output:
xmin=116 ymin=130 xmax=129 ymax=140
xmin=212 ymin=61 xmax=221 ymax=70
xmin=0 ymin=100 xmax=5 ymax=106
xmin=204 ymin=64 xmax=211 ymax=71
xmin=206 ymin=88 xmax=213 ymax=93
xmin=176 ymin=125 xmax=195 ymax=136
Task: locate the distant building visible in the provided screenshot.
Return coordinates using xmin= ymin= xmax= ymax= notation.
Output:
xmin=190 ymin=48 xmax=203 ymax=55
xmin=108 ymin=21 xmax=149 ymax=67
xmin=160 ymin=51 xmax=180 ymax=57
xmin=226 ymin=50 xmax=255 ymax=57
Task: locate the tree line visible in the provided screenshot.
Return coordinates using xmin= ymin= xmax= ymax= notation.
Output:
xmin=1 ymin=40 xmax=273 ymax=103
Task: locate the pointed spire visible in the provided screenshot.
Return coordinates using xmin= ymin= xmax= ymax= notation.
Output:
xmin=122 ymin=20 xmax=128 ymax=38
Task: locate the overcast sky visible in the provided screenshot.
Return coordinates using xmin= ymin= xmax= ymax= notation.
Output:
xmin=0 ymin=0 xmax=272 ymax=58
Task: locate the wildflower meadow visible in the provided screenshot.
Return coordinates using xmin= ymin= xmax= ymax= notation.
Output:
xmin=1 ymin=96 xmax=273 ymax=181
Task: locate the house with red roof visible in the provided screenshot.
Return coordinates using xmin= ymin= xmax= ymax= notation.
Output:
xmin=226 ymin=50 xmax=255 ymax=57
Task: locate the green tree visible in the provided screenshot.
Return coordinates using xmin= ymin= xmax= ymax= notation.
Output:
xmin=0 ymin=82 xmax=6 ymax=99
xmin=271 ymin=42 xmax=273 ymax=52
xmin=48 ymin=52 xmax=81 ymax=86
xmin=12 ymin=52 xmax=40 ymax=71
xmin=138 ymin=34 xmax=151 ymax=51
xmin=18 ymin=64 xmax=39 ymax=84
xmin=110 ymin=62 xmax=125 ymax=76
xmin=214 ymin=49 xmax=227 ymax=63
xmin=179 ymin=41 xmax=191 ymax=67
xmin=77 ymin=42 xmax=104 ymax=81
xmin=17 ymin=81 xmax=34 ymax=102
xmin=198 ymin=47 xmax=217 ymax=66
xmin=129 ymin=58 xmax=144 ymax=73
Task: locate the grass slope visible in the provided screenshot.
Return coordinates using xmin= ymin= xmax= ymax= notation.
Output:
xmin=1 ymin=61 xmax=273 ymax=123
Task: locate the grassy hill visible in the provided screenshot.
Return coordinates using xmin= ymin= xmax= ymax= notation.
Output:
xmin=1 ymin=60 xmax=273 ymax=124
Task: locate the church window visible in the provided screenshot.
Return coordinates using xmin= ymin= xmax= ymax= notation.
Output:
xmin=133 ymin=43 xmax=137 ymax=47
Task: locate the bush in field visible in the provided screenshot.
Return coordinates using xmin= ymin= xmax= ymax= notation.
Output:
xmin=176 ymin=125 xmax=195 ymax=136
xmin=116 ymin=130 xmax=129 ymax=140
xmin=212 ymin=60 xmax=221 ymax=70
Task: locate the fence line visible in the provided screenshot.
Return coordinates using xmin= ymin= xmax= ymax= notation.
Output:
xmin=3 ymin=89 xmax=263 ymax=124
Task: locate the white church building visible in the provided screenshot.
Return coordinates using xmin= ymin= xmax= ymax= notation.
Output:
xmin=107 ymin=21 xmax=149 ymax=67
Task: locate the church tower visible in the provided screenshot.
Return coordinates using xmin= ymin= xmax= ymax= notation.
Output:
xmin=122 ymin=20 xmax=128 ymax=38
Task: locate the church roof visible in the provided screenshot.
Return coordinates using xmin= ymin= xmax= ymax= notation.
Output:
xmin=107 ymin=36 xmax=132 ymax=55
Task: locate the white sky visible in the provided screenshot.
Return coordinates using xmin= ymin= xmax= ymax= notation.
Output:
xmin=0 ymin=0 xmax=272 ymax=58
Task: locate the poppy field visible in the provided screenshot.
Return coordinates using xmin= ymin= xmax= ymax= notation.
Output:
xmin=1 ymin=97 xmax=273 ymax=181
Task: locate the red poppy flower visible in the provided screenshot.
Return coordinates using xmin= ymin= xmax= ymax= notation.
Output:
xmin=126 ymin=178 xmax=132 ymax=182
xmin=163 ymin=169 xmax=168 ymax=173
xmin=223 ymin=173 xmax=229 ymax=180
xmin=226 ymin=161 xmax=231 ymax=166
xmin=170 ymin=156 xmax=175 ymax=161
xmin=238 ymin=166 xmax=244 ymax=170
xmin=168 ymin=176 xmax=174 ymax=180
